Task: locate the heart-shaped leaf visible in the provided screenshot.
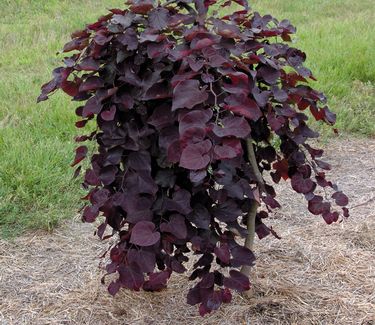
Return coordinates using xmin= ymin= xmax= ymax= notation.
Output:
xmin=130 ymin=221 xmax=160 ymax=247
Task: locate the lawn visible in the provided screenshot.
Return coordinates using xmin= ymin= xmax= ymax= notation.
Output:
xmin=0 ymin=0 xmax=374 ymax=237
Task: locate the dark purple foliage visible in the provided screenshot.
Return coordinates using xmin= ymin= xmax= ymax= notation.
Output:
xmin=130 ymin=221 xmax=161 ymax=246
xmin=39 ymin=0 xmax=349 ymax=316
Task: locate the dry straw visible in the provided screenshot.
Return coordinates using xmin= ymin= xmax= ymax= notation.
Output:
xmin=1 ymin=138 xmax=374 ymax=325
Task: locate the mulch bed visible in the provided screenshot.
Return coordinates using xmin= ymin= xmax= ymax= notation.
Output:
xmin=1 ymin=137 xmax=374 ymax=325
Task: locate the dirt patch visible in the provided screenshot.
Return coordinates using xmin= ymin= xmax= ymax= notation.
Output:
xmin=1 ymin=137 xmax=375 ymax=325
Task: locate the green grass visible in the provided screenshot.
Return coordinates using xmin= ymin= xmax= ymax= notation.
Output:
xmin=0 ymin=0 xmax=124 ymax=237
xmin=0 ymin=0 xmax=374 ymax=237
xmin=252 ymin=0 xmax=375 ymax=136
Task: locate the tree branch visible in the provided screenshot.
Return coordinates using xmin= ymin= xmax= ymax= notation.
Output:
xmin=246 ymin=138 xmax=265 ymax=192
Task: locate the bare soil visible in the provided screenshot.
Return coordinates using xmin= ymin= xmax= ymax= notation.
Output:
xmin=1 ymin=137 xmax=374 ymax=325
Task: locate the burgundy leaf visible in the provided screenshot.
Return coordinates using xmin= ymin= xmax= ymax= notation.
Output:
xmin=76 ymin=119 xmax=88 ymax=128
xmin=221 ymin=288 xmax=232 ymax=303
xmin=79 ymin=77 xmax=104 ymax=92
xmin=127 ymin=151 xmax=151 ymax=171
xmin=172 ymin=80 xmax=208 ymax=110
xmin=108 ymin=280 xmax=121 ymax=296
xmin=230 ymin=246 xmax=255 ymax=267
xmin=222 ymin=72 xmax=249 ymax=95
xmin=224 ymin=94 xmax=263 ymax=121
xmin=212 ymin=116 xmax=251 ymax=138
xmin=124 ymin=171 xmax=158 ymax=196
xmin=160 ymin=214 xmax=187 ymax=239
xmin=97 ymin=88 xmax=118 ymax=101
xmin=199 ymin=303 xmax=212 ymax=317
xmin=194 ymin=253 xmax=214 ymax=268
xmin=61 ymin=80 xmax=79 ymax=97
xmin=167 ymin=139 xmax=182 ymax=163
xmin=308 ymin=195 xmax=331 ymax=215
xmin=213 ymin=200 xmax=242 ymax=222
xmin=187 ymin=286 xmax=202 ymax=306
xmin=99 ymin=165 xmax=118 ymax=185
xmin=199 ymin=272 xmax=215 ymax=288
xmin=143 ymin=270 xmax=170 ymax=291
xmin=165 ymin=189 xmax=193 ymax=215
xmin=101 ymin=105 xmax=116 ymax=121
xmin=291 ymin=173 xmax=316 ymax=194
xmin=130 ymin=221 xmax=160 ymax=247
xmin=147 ymin=42 xmax=171 ymax=60
xmin=129 ymin=0 xmax=154 ymax=14
xmin=262 ymin=195 xmax=281 ymax=209
xmin=322 ymin=211 xmax=339 ymax=224
xmin=258 ymin=66 xmax=281 ymax=84
xmin=112 ymin=13 xmax=134 ymax=29
xmin=139 ymin=30 xmax=166 ymax=43
xmin=71 ymin=146 xmax=88 ymax=166
xmin=214 ymin=243 xmax=230 ymax=264
xmin=223 ymin=138 xmax=242 ymax=155
xmin=189 ymin=169 xmax=207 ymax=183
xmin=118 ymin=194 xmax=153 ymax=223
xmin=273 ymin=159 xmax=289 ymax=180
xmin=332 ymin=191 xmax=349 ymax=206
xmin=255 ymin=223 xmax=271 ymax=239
xmin=77 ymin=57 xmax=100 ymax=71
xmin=82 ymin=96 xmax=102 ymax=117
xmin=105 ymin=147 xmax=123 ymax=166
xmin=187 ymin=204 xmax=211 ymax=229
xmin=148 ymin=104 xmax=175 ymax=130
xmin=214 ymin=19 xmax=241 ymax=38
xmin=118 ymin=264 xmax=144 ymax=291
xmin=63 ymin=37 xmax=89 ymax=53
xmin=90 ymin=188 xmax=110 ymax=206
xmin=118 ymin=27 xmax=138 ymax=50
xmin=93 ymin=31 xmax=112 ymax=46
xmin=127 ymin=249 xmax=156 ymax=273
xmin=323 ymin=106 xmax=336 ymax=124
xmin=206 ymin=291 xmax=222 ymax=311
xmin=315 ymin=159 xmax=331 ymax=170
xmin=82 ymin=205 xmax=99 ymax=222
xmin=84 ymin=169 xmax=100 ymax=186
xmin=73 ymin=165 xmax=81 ymax=179
xmin=179 ymin=140 xmax=212 ymax=170
xmin=168 ymin=44 xmax=192 ymax=61
xmin=192 ymin=38 xmax=216 ymax=51
xmin=213 ymin=145 xmax=237 ymax=160
xmin=96 ymin=222 xmax=107 ymax=239
xmin=179 ymin=109 xmax=212 ymax=136
xmin=142 ymin=82 xmax=171 ymax=100
xmin=149 ymin=7 xmax=169 ymax=30
xmin=223 ymin=270 xmax=250 ymax=292
xmin=201 ymin=73 xmax=215 ymax=83
xmin=267 ymin=111 xmax=285 ymax=131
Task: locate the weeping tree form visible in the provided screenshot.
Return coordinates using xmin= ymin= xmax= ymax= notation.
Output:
xmin=39 ymin=0 xmax=349 ymax=316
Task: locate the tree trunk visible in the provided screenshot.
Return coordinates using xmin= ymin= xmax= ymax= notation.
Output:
xmin=240 ymin=139 xmax=264 ymax=276
xmin=240 ymin=199 xmax=259 ymax=276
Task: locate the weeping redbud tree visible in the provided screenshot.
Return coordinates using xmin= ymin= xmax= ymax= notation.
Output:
xmin=39 ymin=0 xmax=349 ymax=316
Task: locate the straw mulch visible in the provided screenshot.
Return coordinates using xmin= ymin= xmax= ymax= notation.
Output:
xmin=1 ymin=137 xmax=374 ymax=325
